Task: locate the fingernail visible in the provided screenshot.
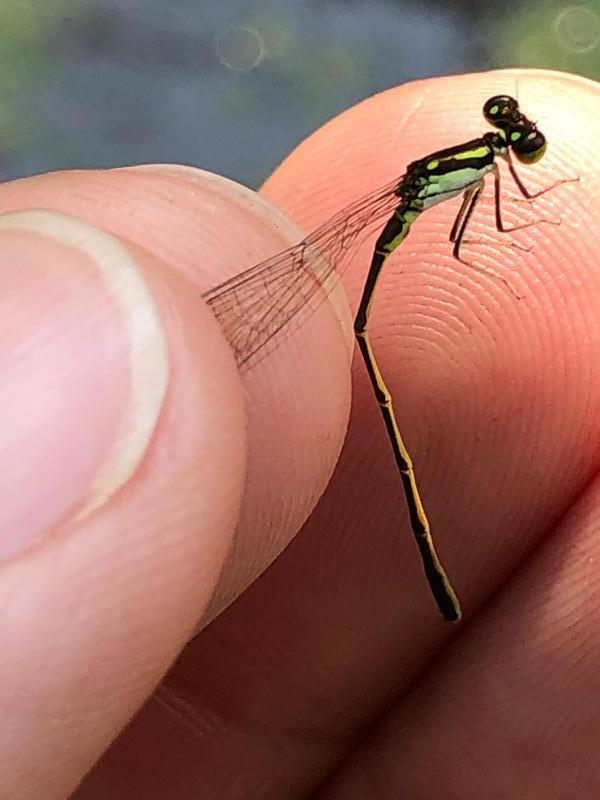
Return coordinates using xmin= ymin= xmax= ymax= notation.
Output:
xmin=0 ymin=210 xmax=169 ymax=559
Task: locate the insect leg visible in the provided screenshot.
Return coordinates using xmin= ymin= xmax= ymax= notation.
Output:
xmin=505 ymin=151 xmax=578 ymax=201
xmin=449 ymin=181 xmax=521 ymax=297
xmin=449 ymin=189 xmax=475 ymax=243
xmin=493 ymin=163 xmax=560 ymax=234
xmin=451 ymin=183 xmax=484 ymax=261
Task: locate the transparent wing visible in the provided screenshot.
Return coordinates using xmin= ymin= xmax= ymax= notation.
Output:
xmin=202 ymin=176 xmax=403 ymax=371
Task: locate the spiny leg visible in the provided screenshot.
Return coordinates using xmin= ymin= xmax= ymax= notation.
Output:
xmin=450 ymin=183 xmax=521 ymax=298
xmin=354 ymin=207 xmax=461 ymax=622
xmin=448 ymin=188 xmax=476 ymax=244
xmin=505 ymin=151 xmax=579 ymax=201
xmin=450 ymin=184 xmax=531 ymax=257
xmin=451 ymin=183 xmax=484 ymax=260
xmin=493 ymin=163 xmax=560 ymax=234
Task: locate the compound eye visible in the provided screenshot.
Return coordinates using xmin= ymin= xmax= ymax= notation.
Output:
xmin=484 ymin=95 xmax=519 ymax=123
xmin=513 ymin=129 xmax=546 ymax=163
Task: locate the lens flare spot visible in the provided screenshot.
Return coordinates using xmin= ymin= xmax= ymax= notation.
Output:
xmin=215 ymin=26 xmax=266 ymax=72
xmin=554 ymin=6 xmax=600 ymax=53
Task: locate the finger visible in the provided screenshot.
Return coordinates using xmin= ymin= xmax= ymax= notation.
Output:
xmin=0 ymin=166 xmax=353 ymax=620
xmin=82 ymin=70 xmax=600 ymax=799
xmin=261 ymin=68 xmax=599 ymax=626
xmin=316 ymin=471 xmax=600 ymax=799
xmin=0 ymin=210 xmax=245 ymax=798
xmin=245 ymin=70 xmax=596 ymax=785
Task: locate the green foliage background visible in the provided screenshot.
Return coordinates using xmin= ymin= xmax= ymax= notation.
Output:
xmin=0 ymin=0 xmax=597 ymax=183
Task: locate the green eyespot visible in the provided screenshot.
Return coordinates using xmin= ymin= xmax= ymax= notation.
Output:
xmin=483 ymin=94 xmax=519 ymax=125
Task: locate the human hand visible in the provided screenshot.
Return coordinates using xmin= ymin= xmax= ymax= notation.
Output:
xmin=1 ymin=70 xmax=599 ymax=799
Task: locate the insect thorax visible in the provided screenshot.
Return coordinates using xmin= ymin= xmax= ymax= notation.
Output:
xmin=483 ymin=130 xmax=508 ymax=157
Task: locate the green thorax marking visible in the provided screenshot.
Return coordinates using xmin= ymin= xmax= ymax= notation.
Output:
xmin=398 ymin=136 xmax=496 ymax=210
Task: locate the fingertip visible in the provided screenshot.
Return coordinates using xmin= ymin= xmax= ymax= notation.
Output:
xmin=258 ymin=70 xmax=600 ymax=628
xmin=262 ymin=69 xmax=598 ymax=226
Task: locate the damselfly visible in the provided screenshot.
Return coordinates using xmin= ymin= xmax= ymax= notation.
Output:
xmin=202 ymin=95 xmax=574 ymax=621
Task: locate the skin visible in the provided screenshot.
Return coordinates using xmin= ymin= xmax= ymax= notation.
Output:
xmin=0 ymin=69 xmax=599 ymax=799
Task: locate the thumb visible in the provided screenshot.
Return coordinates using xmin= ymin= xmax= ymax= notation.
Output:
xmin=0 ymin=210 xmax=246 ymax=798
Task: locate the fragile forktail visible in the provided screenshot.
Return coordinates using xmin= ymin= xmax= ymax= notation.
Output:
xmin=203 ymin=94 xmax=573 ymax=621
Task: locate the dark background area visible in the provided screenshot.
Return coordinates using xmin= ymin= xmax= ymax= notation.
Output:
xmin=2 ymin=0 xmax=598 ymax=187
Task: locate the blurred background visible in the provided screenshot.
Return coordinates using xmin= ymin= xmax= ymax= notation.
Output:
xmin=2 ymin=0 xmax=598 ymax=187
